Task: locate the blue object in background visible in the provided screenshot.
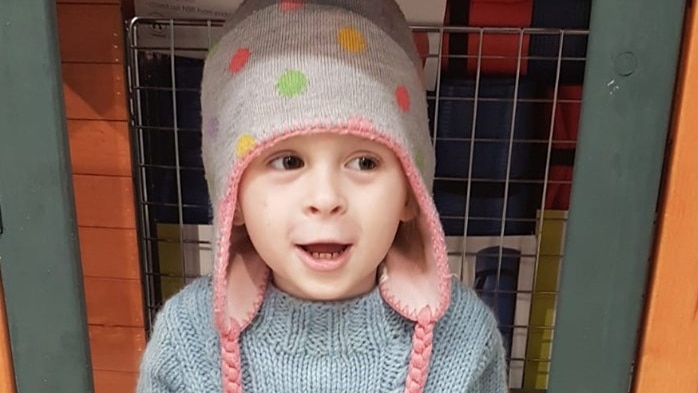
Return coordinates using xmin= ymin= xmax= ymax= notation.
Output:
xmin=431 ymin=78 xmax=542 ymax=236
xmin=434 ymin=180 xmax=538 ymax=236
xmin=434 ymin=78 xmax=536 ymax=180
xmin=474 ymin=246 xmax=521 ymax=359
xmin=138 ymin=54 xmax=211 ymax=225
xmin=528 ymin=0 xmax=592 ymax=85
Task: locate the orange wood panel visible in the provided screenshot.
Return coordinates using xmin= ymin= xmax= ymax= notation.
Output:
xmin=57 ymin=3 xmax=123 ymax=64
xmin=62 ymin=63 xmax=127 ymax=121
xmin=72 ymin=175 xmax=136 ymax=229
xmin=84 ymin=278 xmax=144 ymax=327
xmin=68 ymin=120 xmax=132 ymax=177
xmin=93 ymin=371 xmax=139 ymax=393
xmin=56 ymin=1 xmax=146 ymax=391
xmin=0 ymin=279 xmax=16 ymax=393
xmin=89 ymin=326 xmax=145 ymax=373
xmin=633 ymin=5 xmax=698 ymax=393
xmin=79 ymin=227 xmax=141 ymax=280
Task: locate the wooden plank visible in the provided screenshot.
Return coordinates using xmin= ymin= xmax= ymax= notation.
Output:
xmin=57 ymin=3 xmax=123 ymax=63
xmin=62 ymin=63 xmax=127 ymax=121
xmin=93 ymin=371 xmax=138 ymax=393
xmin=0 ymin=279 xmax=16 ymax=393
xmin=79 ymin=227 xmax=140 ymax=280
xmin=68 ymin=120 xmax=132 ymax=177
xmin=633 ymin=5 xmax=698 ymax=393
xmin=88 ymin=326 xmax=145 ymax=373
xmin=84 ymin=278 xmax=144 ymax=327
xmin=72 ymin=175 xmax=136 ymax=229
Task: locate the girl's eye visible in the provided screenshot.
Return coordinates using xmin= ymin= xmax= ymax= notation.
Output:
xmin=270 ymin=155 xmax=304 ymax=170
xmin=348 ymin=156 xmax=379 ymax=171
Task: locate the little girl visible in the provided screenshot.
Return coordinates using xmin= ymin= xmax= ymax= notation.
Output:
xmin=137 ymin=0 xmax=508 ymax=391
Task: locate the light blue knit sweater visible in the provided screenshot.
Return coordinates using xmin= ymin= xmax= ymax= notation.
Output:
xmin=136 ymin=276 xmax=508 ymax=392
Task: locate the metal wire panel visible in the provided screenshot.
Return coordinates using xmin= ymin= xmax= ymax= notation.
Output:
xmin=126 ymin=17 xmax=588 ymax=392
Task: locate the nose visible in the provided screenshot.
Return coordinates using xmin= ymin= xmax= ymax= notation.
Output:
xmin=303 ymin=167 xmax=347 ymax=217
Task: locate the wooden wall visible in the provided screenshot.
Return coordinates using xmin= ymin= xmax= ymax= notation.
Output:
xmin=57 ymin=1 xmax=145 ymax=392
xmin=633 ymin=3 xmax=698 ymax=392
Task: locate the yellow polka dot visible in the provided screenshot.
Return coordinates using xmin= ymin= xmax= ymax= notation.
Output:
xmin=235 ymin=134 xmax=256 ymax=158
xmin=338 ymin=27 xmax=367 ymax=53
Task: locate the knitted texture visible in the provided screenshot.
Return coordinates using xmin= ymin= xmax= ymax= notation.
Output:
xmin=200 ymin=1 xmax=456 ymax=391
xmin=137 ymin=277 xmax=509 ymax=393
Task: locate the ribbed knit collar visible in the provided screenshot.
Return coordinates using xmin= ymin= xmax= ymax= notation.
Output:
xmin=248 ymin=283 xmax=412 ymax=355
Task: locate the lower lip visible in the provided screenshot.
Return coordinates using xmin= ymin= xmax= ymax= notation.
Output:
xmin=296 ymin=246 xmax=351 ymax=272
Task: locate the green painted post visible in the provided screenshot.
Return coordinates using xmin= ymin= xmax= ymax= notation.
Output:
xmin=0 ymin=1 xmax=94 ymax=392
xmin=548 ymin=1 xmax=686 ymax=392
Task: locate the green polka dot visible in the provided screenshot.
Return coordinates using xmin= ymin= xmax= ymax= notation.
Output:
xmin=276 ymin=70 xmax=308 ymax=98
xmin=415 ymin=150 xmax=425 ymax=171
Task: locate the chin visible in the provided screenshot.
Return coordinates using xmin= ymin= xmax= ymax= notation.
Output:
xmin=294 ymin=280 xmax=374 ymax=302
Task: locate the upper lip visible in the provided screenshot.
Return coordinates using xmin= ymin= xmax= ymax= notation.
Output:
xmin=295 ymin=241 xmax=352 ymax=247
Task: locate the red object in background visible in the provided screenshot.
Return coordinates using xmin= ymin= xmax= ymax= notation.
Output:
xmin=544 ymin=85 xmax=583 ymax=210
xmin=467 ymin=0 xmax=533 ymax=75
xmin=413 ymin=32 xmax=450 ymax=71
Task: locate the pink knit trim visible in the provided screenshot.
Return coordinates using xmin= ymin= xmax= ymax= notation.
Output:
xmin=213 ymin=116 xmax=452 ymax=392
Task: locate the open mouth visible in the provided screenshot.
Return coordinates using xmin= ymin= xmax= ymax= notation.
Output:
xmin=298 ymin=243 xmax=350 ymax=260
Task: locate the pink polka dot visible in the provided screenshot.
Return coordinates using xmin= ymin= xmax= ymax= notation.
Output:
xmin=279 ymin=0 xmax=304 ymax=11
xmin=229 ymin=48 xmax=250 ymax=74
xmin=396 ymin=86 xmax=410 ymax=112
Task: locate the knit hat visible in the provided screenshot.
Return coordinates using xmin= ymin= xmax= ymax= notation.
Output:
xmin=200 ymin=1 xmax=452 ymax=392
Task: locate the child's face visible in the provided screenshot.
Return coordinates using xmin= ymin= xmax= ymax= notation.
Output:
xmin=237 ymin=133 xmax=413 ymax=301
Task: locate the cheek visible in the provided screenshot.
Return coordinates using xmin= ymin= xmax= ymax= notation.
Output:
xmin=361 ymin=179 xmax=409 ymax=221
xmin=247 ymin=192 xmax=289 ymax=233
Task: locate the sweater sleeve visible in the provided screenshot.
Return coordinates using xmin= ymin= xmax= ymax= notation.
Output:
xmin=136 ymin=308 xmax=184 ymax=393
xmin=473 ymin=329 xmax=509 ymax=393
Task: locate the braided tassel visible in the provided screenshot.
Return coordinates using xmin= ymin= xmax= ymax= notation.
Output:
xmin=404 ymin=309 xmax=435 ymax=393
xmin=221 ymin=330 xmax=244 ymax=393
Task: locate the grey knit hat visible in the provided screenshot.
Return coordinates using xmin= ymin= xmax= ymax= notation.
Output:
xmin=200 ymin=1 xmax=452 ymax=392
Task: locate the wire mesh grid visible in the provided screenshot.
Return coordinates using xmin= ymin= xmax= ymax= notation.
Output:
xmin=126 ymin=16 xmax=588 ymax=392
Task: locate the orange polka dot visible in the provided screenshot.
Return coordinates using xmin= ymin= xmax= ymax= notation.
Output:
xmin=396 ymin=86 xmax=410 ymax=112
xmin=338 ymin=27 xmax=367 ymax=53
xmin=279 ymin=0 xmax=304 ymax=11
xmin=229 ymin=48 xmax=251 ymax=74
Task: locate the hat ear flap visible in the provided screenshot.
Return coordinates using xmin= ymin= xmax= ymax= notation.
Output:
xmin=233 ymin=205 xmax=245 ymax=226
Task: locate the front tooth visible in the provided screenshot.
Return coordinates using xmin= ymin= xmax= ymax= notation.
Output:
xmin=309 ymin=252 xmax=341 ymax=260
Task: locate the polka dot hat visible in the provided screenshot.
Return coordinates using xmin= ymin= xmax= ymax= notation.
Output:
xmin=200 ymin=1 xmax=452 ymax=391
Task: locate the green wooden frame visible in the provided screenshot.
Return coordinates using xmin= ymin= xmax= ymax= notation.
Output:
xmin=0 ymin=1 xmax=94 ymax=392
xmin=548 ymin=0 xmax=686 ymax=392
